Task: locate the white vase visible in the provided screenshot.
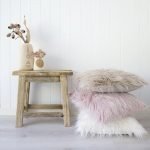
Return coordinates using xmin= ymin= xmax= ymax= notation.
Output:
xmin=19 ymin=43 xmax=34 ymax=70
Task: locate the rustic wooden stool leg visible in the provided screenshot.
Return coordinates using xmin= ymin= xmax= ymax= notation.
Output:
xmin=24 ymin=82 xmax=30 ymax=112
xmin=16 ymin=76 xmax=26 ymax=128
xmin=60 ymin=75 xmax=70 ymax=127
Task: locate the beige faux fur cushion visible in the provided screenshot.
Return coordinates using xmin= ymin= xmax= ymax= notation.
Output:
xmin=77 ymin=69 xmax=147 ymax=92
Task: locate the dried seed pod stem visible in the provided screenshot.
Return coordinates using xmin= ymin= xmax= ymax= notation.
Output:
xmin=6 ymin=16 xmax=31 ymax=43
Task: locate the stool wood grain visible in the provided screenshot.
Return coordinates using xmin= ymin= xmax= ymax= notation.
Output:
xmin=13 ymin=70 xmax=73 ymax=128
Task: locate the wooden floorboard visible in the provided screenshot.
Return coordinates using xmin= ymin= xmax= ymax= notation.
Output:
xmin=0 ymin=110 xmax=150 ymax=150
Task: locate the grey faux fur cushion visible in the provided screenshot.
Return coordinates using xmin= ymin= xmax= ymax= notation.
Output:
xmin=77 ymin=69 xmax=147 ymax=93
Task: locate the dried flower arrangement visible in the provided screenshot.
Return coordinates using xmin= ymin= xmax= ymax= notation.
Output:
xmin=33 ymin=49 xmax=46 ymax=58
xmin=6 ymin=16 xmax=30 ymax=43
xmin=33 ymin=49 xmax=46 ymax=68
xmin=6 ymin=16 xmax=46 ymax=70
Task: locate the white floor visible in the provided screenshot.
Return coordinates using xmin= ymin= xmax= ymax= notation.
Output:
xmin=0 ymin=110 xmax=150 ymax=150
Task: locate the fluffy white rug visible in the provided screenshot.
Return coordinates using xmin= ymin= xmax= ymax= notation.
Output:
xmin=76 ymin=110 xmax=148 ymax=138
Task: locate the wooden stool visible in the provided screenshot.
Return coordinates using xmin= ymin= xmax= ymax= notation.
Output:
xmin=13 ymin=70 xmax=73 ymax=128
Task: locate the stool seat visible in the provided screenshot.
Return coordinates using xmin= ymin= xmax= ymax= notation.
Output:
xmin=13 ymin=70 xmax=73 ymax=128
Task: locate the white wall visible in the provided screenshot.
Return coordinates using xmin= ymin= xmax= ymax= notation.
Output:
xmin=0 ymin=0 xmax=150 ymax=115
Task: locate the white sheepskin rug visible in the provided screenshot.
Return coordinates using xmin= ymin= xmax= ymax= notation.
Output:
xmin=76 ymin=110 xmax=148 ymax=138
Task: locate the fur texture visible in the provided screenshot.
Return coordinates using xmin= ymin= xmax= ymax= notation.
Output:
xmin=76 ymin=109 xmax=148 ymax=138
xmin=77 ymin=69 xmax=146 ymax=92
xmin=71 ymin=91 xmax=146 ymax=123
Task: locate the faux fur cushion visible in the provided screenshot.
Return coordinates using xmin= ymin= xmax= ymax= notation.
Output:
xmin=77 ymin=69 xmax=146 ymax=92
xmin=76 ymin=109 xmax=147 ymax=138
xmin=71 ymin=91 xmax=146 ymax=123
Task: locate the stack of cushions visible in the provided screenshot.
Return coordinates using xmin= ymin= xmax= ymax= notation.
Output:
xmin=70 ymin=69 xmax=148 ymax=138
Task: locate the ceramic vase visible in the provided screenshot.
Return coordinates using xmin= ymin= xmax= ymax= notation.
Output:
xmin=19 ymin=43 xmax=34 ymax=70
xmin=34 ymin=57 xmax=45 ymax=70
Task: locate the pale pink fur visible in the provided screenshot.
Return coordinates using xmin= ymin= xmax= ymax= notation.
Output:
xmin=70 ymin=90 xmax=146 ymax=123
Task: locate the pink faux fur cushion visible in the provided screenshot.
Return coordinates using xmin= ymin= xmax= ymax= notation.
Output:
xmin=70 ymin=91 xmax=146 ymax=123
